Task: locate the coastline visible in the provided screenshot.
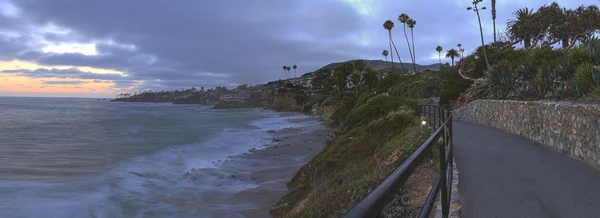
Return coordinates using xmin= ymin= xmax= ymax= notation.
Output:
xmin=184 ymin=112 xmax=332 ymax=217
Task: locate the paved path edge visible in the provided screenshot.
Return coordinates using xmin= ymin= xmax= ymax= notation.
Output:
xmin=434 ymin=158 xmax=461 ymax=218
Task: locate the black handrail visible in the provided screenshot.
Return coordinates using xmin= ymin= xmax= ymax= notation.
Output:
xmin=344 ymin=104 xmax=453 ymax=218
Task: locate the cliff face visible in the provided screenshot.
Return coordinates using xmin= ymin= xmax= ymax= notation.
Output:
xmin=317 ymin=97 xmax=336 ymax=122
xmin=270 ymin=95 xmax=301 ymax=111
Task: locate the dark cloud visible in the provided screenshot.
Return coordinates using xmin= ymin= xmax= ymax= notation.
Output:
xmin=1 ymin=67 xmax=125 ymax=80
xmin=1 ymin=0 xmax=598 ymax=92
xmin=42 ymin=80 xmax=88 ymax=85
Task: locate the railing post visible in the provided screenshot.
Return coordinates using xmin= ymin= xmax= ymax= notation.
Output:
xmin=428 ymin=105 xmax=432 ymax=128
xmin=437 ymin=106 xmax=441 ymax=128
xmin=439 ymin=117 xmax=449 ymax=218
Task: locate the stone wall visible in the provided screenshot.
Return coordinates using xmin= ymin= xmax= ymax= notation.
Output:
xmin=453 ymin=100 xmax=600 ymax=168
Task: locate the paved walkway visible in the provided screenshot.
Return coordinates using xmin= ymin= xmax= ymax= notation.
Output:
xmin=453 ymin=121 xmax=600 ymax=218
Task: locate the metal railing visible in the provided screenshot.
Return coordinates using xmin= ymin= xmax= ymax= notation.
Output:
xmin=344 ymin=105 xmax=453 ymax=218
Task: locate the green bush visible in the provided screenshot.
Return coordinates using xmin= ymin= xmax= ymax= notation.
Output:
xmin=439 ymin=75 xmax=472 ymax=106
xmin=376 ymin=73 xmax=402 ymax=93
xmin=589 ymin=85 xmax=600 ymax=97
xmin=575 ymin=62 xmax=596 ymax=88
xmin=342 ymin=95 xmax=411 ymax=132
xmin=356 ymin=92 xmax=374 ymax=106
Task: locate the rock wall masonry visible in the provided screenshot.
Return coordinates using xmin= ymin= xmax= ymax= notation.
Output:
xmin=453 ymin=100 xmax=600 ymax=168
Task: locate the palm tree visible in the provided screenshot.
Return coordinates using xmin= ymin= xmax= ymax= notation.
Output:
xmin=282 ymin=65 xmax=288 ymax=79
xmin=407 ymin=18 xmax=417 ymax=73
xmin=286 ymin=66 xmax=291 ymax=78
xmin=398 ymin=14 xmax=414 ymax=68
xmin=293 ymin=65 xmax=297 ymax=78
xmin=508 ymin=8 xmax=534 ymax=48
xmin=446 ymin=49 xmax=460 ymax=66
xmin=436 ymin=46 xmax=443 ymax=65
xmin=467 ymin=0 xmax=490 ymax=67
xmin=383 ymin=20 xmax=395 ymax=70
xmin=457 ymin=43 xmax=463 ymax=59
xmin=382 ymin=50 xmax=389 ymax=62
xmin=491 ymin=0 xmax=497 ymax=43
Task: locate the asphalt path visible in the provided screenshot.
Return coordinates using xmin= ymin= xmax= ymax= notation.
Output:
xmin=453 ymin=121 xmax=600 ymax=218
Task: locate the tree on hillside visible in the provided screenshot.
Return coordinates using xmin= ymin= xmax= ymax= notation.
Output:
xmin=384 ymin=20 xmax=405 ymax=72
xmin=506 ymin=3 xmax=600 ymax=51
xmin=361 ymin=68 xmax=379 ymax=90
xmin=350 ymin=74 xmax=361 ymax=93
xmin=491 ymin=0 xmax=497 ymax=43
xmin=398 ymin=13 xmax=414 ymax=69
xmin=407 ymin=18 xmax=417 ymax=73
xmin=286 ymin=66 xmax=292 ymax=82
xmin=507 ymin=8 xmax=535 ymax=48
xmin=382 ymin=50 xmax=389 ymax=62
xmin=383 ymin=20 xmax=396 ymax=70
xmin=333 ymin=66 xmax=350 ymax=91
xmin=293 ymin=65 xmax=297 ymax=78
xmin=457 ymin=43 xmax=463 ymax=60
xmin=354 ymin=60 xmax=366 ymax=72
xmin=282 ymin=65 xmax=289 ymax=79
xmin=436 ymin=46 xmax=443 ymax=65
xmin=467 ymin=0 xmax=490 ymax=67
xmin=446 ymin=49 xmax=460 ymax=66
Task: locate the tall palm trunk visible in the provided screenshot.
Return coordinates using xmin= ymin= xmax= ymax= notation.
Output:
xmin=391 ymin=39 xmax=405 ymax=72
xmin=438 ymin=51 xmax=441 ymax=65
xmin=451 ymin=57 xmax=455 ymax=66
xmin=410 ymin=28 xmax=416 ymax=73
xmin=524 ymin=38 xmax=532 ymax=48
xmin=492 ymin=0 xmax=497 ymax=43
xmin=388 ymin=31 xmax=395 ymax=70
xmin=475 ymin=8 xmax=490 ymax=67
xmin=403 ymin=24 xmax=414 ymax=69
xmin=562 ymin=38 xmax=569 ymax=49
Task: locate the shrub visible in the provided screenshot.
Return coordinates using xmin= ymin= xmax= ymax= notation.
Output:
xmin=355 ymin=92 xmax=375 ymax=108
xmin=439 ymin=76 xmax=472 ymax=106
xmin=575 ymin=62 xmax=595 ymax=88
xmin=589 ymin=85 xmax=600 ymax=97
xmin=376 ymin=73 xmax=402 ymax=93
xmin=342 ymin=95 xmax=410 ymax=132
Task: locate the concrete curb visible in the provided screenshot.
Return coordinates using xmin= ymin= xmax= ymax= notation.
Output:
xmin=433 ymin=158 xmax=461 ymax=218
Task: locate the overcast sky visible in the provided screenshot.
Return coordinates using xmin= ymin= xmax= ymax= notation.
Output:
xmin=0 ymin=0 xmax=596 ymax=97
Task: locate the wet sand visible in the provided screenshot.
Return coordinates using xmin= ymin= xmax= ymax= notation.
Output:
xmin=184 ymin=113 xmax=332 ymax=217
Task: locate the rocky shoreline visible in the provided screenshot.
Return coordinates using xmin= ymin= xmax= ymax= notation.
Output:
xmin=182 ymin=113 xmax=332 ymax=217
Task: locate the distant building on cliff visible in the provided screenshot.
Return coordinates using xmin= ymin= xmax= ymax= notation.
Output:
xmin=220 ymin=94 xmax=249 ymax=102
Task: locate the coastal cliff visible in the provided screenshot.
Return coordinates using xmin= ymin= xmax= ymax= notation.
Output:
xmin=270 ymin=92 xmax=432 ymax=217
xmin=212 ymin=99 xmax=266 ymax=109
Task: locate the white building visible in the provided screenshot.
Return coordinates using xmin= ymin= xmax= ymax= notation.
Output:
xmin=220 ymin=94 xmax=249 ymax=102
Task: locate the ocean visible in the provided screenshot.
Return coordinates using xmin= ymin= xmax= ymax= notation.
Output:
xmin=0 ymin=97 xmax=326 ymax=218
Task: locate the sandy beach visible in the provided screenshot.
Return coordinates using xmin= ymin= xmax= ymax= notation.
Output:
xmin=184 ymin=112 xmax=332 ymax=217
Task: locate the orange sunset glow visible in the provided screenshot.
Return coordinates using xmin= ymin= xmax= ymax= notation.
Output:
xmin=0 ymin=60 xmax=129 ymax=97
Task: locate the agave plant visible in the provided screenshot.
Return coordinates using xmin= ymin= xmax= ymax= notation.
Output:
xmin=592 ymin=68 xmax=600 ymax=84
xmin=574 ymin=62 xmax=595 ymax=88
xmin=484 ymin=64 xmax=520 ymax=99
xmin=589 ymin=85 xmax=600 ymax=97
xmin=584 ymin=36 xmax=600 ymax=66
xmin=555 ymin=80 xmax=572 ymax=99
xmin=570 ymin=84 xmax=588 ymax=99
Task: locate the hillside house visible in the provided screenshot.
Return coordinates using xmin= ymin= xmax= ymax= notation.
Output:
xmin=220 ymin=94 xmax=249 ymax=102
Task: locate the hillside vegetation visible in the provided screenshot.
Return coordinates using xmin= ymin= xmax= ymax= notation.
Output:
xmin=269 ymin=60 xmax=444 ymax=217
xmin=270 ymin=1 xmax=599 ymax=217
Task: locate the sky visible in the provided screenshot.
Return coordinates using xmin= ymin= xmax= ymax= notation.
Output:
xmin=0 ymin=0 xmax=597 ymax=98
